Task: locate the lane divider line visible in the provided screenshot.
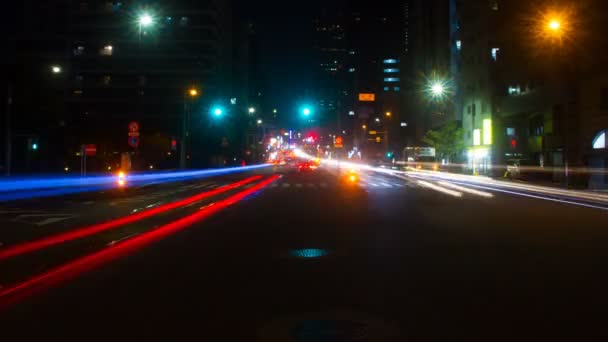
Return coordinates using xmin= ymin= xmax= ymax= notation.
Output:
xmin=0 ymin=175 xmax=280 ymax=309
xmin=0 ymin=176 xmax=262 ymax=262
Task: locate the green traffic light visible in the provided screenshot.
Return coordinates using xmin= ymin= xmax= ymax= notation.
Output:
xmin=32 ymin=143 xmax=38 ymax=150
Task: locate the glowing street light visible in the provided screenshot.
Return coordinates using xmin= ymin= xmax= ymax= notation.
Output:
xmin=385 ymin=111 xmax=392 ymax=117
xmin=248 ymin=107 xmax=256 ymax=114
xmin=212 ymin=107 xmax=223 ymax=117
xmin=302 ymin=107 xmax=311 ymax=116
xmin=138 ymin=14 xmax=153 ymax=27
xmin=257 ymin=119 xmax=263 ymax=125
xmin=548 ymin=19 xmax=561 ymax=31
xmin=431 ymin=83 xmax=445 ymax=97
xmin=362 ymin=124 xmax=367 ymax=130
xmin=188 ymin=88 xmax=199 ymax=97
xmin=51 ymin=65 xmax=62 ymax=74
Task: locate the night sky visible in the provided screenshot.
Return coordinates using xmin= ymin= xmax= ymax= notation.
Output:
xmin=241 ymin=0 xmax=321 ymax=112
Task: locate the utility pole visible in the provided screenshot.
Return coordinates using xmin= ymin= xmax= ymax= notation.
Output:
xmin=180 ymin=101 xmax=188 ymax=169
xmin=5 ymin=84 xmax=12 ymax=176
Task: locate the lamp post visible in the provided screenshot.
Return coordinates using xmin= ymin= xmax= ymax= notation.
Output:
xmin=181 ymin=87 xmax=199 ymax=169
xmin=138 ymin=13 xmax=153 ymax=45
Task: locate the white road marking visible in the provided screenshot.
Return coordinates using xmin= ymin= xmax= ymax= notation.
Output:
xmin=320 ymin=183 xmax=328 ymax=188
xmin=307 ymin=183 xmax=316 ymax=188
xmin=381 ymin=182 xmax=392 ymax=188
xmin=418 ymin=181 xmax=463 ymax=197
xmin=295 ymin=184 xmax=303 ymax=188
xmin=11 ymin=213 xmax=76 ymax=226
xmin=282 ymin=183 xmax=291 ymax=188
xmin=438 ymin=181 xmax=494 ymax=198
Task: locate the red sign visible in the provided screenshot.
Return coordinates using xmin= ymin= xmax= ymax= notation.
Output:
xmin=128 ymin=132 xmax=140 ymax=137
xmin=84 ymin=144 xmax=97 ymax=156
xmin=334 ymin=136 xmax=344 ymax=148
xmin=128 ymin=121 xmax=140 ymax=132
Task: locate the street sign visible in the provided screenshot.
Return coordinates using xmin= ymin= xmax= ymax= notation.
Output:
xmin=358 ymin=93 xmax=375 ymax=102
xmin=128 ymin=132 xmax=140 ymax=137
xmin=375 ymin=136 xmax=382 ymax=143
xmin=129 ymin=136 xmax=140 ymax=148
xmin=84 ymin=144 xmax=97 ymax=156
xmin=334 ymin=136 xmax=344 ymax=148
xmin=369 ymin=130 xmax=377 ymax=135
xmin=128 ymin=121 xmax=140 ymax=132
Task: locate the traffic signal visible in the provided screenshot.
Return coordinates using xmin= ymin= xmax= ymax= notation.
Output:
xmin=28 ymin=138 xmax=39 ymax=151
xmin=386 ymin=152 xmax=393 ymax=158
xmin=171 ymin=138 xmax=177 ymax=150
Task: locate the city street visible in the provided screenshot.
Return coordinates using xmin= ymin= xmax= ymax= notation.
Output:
xmin=1 ymin=166 xmax=607 ymax=340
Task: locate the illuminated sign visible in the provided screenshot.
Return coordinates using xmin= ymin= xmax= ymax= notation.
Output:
xmin=368 ymin=130 xmax=377 ymax=135
xmin=334 ymin=136 xmax=344 ymax=148
xmin=358 ymin=93 xmax=375 ymax=102
xmin=473 ymin=129 xmax=481 ymax=146
xmin=483 ymin=119 xmax=492 ymax=145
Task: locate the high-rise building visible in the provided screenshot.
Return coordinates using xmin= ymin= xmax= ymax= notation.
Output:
xmin=7 ymin=0 xmax=237 ymax=172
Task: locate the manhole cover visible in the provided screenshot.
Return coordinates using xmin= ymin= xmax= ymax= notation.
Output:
xmin=292 ymin=319 xmax=368 ymax=341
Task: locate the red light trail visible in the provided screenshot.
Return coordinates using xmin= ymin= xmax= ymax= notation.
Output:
xmin=0 ymin=176 xmax=262 ymax=262
xmin=0 ymin=175 xmax=279 ymax=309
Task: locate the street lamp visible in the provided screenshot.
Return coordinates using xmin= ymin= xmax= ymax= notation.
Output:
xmin=248 ymin=107 xmax=256 ymax=114
xmin=431 ymin=83 xmax=445 ymax=97
xmin=188 ymin=88 xmax=199 ymax=97
xmin=138 ymin=13 xmax=153 ymax=27
xmin=257 ymin=119 xmax=263 ymax=125
xmin=137 ymin=13 xmax=154 ymax=44
xmin=385 ymin=111 xmax=392 ymax=117
xmin=548 ymin=19 xmax=561 ymax=31
xmin=51 ymin=65 xmax=61 ymax=74
xmin=362 ymin=124 xmax=367 ymax=130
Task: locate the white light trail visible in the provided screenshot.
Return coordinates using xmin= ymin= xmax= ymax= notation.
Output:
xmin=417 ymin=181 xmax=463 ymax=197
xmin=438 ymin=181 xmax=494 ymax=198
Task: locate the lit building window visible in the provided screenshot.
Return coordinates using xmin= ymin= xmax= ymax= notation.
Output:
xmin=508 ymin=85 xmax=521 ymax=95
xmin=73 ymin=46 xmax=85 ymax=56
xmin=506 ymin=127 xmax=516 ymax=136
xmin=394 ymin=87 xmax=400 ymax=91
xmin=473 ymin=129 xmax=481 ymax=146
xmin=383 ymin=59 xmax=398 ymax=64
xmin=102 ymin=75 xmax=111 ymax=86
xmin=593 ymin=130 xmax=606 ymax=149
xmin=490 ymin=1 xmax=499 ymax=10
xmin=383 ymin=86 xmax=390 ymax=91
xmin=384 ymin=78 xmax=400 ymax=82
xmin=349 ymin=68 xmax=356 ymax=72
xmin=100 ymin=45 xmax=113 ymax=56
xmin=180 ymin=17 xmax=188 ymax=26
xmin=384 ymin=68 xmax=399 ymax=73
xmin=401 ymin=122 xmax=408 ymax=127
xmin=456 ymin=40 xmax=462 ymax=50
xmin=491 ymin=48 xmax=500 ymax=61
xmin=348 ymin=110 xmax=355 ymax=116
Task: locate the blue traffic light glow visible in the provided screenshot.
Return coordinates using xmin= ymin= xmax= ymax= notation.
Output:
xmin=32 ymin=143 xmax=38 ymax=150
xmin=212 ymin=107 xmax=224 ymax=116
xmin=0 ymin=164 xmax=271 ymax=201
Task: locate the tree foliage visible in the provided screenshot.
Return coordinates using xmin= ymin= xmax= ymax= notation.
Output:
xmin=421 ymin=122 xmax=465 ymax=161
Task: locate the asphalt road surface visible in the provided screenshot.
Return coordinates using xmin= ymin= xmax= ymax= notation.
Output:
xmin=1 ymin=166 xmax=607 ymax=340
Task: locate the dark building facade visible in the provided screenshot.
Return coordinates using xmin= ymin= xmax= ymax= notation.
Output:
xmin=458 ymin=0 xmax=608 ymax=188
xmin=4 ymin=0 xmax=238 ymax=173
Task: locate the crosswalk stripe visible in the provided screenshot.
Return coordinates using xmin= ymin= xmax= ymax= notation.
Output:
xmin=307 ymin=183 xmax=316 ymax=188
xmin=295 ymin=184 xmax=303 ymax=188
xmin=282 ymin=183 xmax=291 ymax=188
